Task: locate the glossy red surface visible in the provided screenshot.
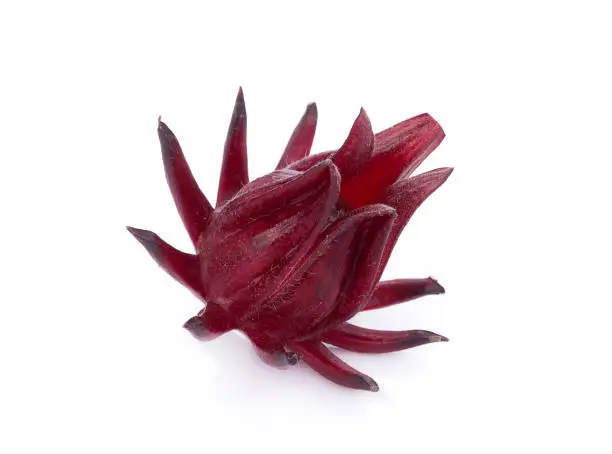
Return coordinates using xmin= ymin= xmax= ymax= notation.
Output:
xmin=128 ymin=89 xmax=452 ymax=391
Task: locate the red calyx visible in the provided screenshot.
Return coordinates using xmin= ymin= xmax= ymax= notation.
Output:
xmin=128 ymin=88 xmax=451 ymax=391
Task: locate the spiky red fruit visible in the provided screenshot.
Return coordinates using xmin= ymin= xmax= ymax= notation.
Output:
xmin=128 ymin=88 xmax=452 ymax=391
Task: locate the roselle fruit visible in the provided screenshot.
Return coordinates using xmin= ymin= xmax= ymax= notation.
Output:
xmin=127 ymin=88 xmax=452 ymax=391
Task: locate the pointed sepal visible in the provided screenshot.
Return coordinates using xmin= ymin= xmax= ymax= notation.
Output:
xmin=290 ymin=340 xmax=379 ymax=391
xmin=276 ymin=103 xmax=318 ymax=169
xmin=331 ymin=108 xmax=374 ymax=179
xmin=158 ymin=120 xmax=213 ymax=247
xmin=217 ymin=87 xmax=249 ymax=206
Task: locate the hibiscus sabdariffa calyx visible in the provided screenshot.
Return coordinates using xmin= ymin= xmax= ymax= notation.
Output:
xmin=128 ymin=88 xmax=452 ymax=391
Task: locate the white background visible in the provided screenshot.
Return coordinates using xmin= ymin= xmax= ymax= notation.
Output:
xmin=1 ymin=1 xmax=610 ymax=453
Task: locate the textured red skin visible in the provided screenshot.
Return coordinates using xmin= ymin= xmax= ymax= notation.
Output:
xmin=128 ymin=89 xmax=452 ymax=391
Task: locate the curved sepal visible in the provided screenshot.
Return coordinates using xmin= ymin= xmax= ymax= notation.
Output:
xmin=309 ymin=204 xmax=396 ymax=334
xmin=218 ymin=159 xmax=338 ymax=227
xmin=200 ymin=160 xmax=340 ymax=308
xmin=322 ymin=323 xmax=448 ymax=353
xmin=290 ymin=340 xmax=379 ymax=391
xmin=376 ymin=167 xmax=453 ymax=280
xmin=126 ymin=226 xmax=204 ymax=300
xmin=364 ymin=277 xmax=445 ymax=311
